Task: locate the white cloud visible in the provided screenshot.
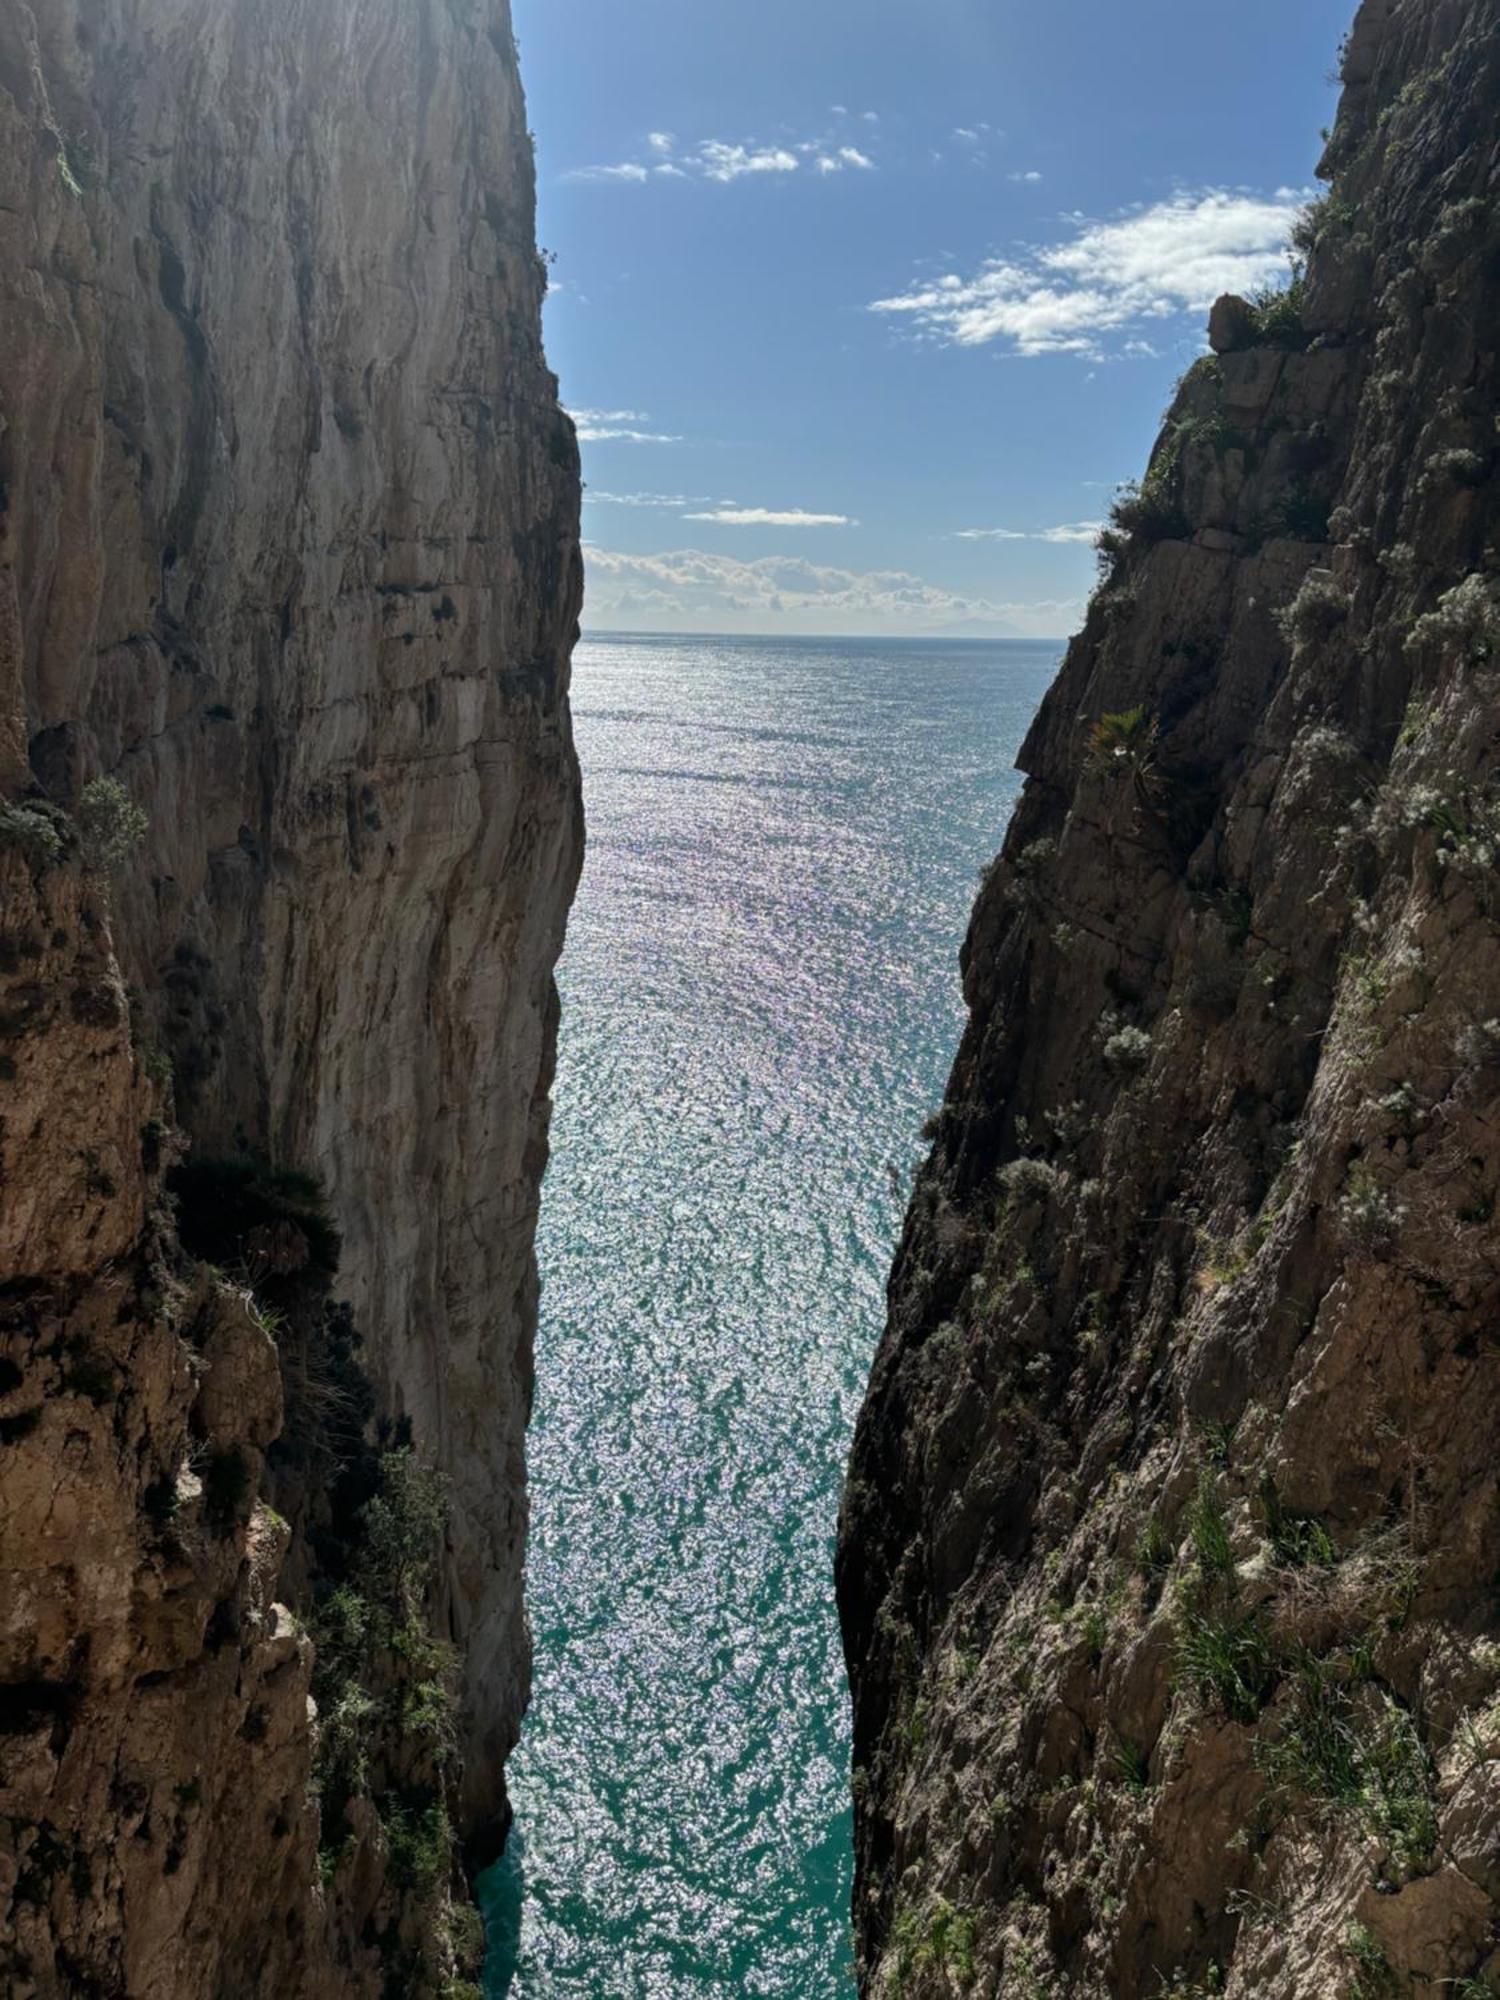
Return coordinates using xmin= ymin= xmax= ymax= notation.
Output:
xmin=563 ymin=161 xmax=651 ymax=184
xmin=955 ymin=521 xmax=1102 ymax=544
xmin=586 ymin=491 xmax=717 ymax=509
xmin=1009 ymin=169 xmax=1043 ymax=183
xmin=683 ymin=508 xmax=855 ymax=527
xmin=696 ymin=141 xmax=801 ymax=182
xmin=567 ymin=408 xmax=683 ymax=444
xmin=814 ymin=145 xmax=875 ymax=176
xmin=582 ymin=546 xmax=1080 ymax=637
xmin=871 ymin=187 xmax=1303 ymax=357
xmin=567 ymin=130 xmax=873 ymax=187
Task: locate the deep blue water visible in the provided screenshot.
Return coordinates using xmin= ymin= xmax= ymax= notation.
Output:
xmin=481 ymin=632 xmax=1059 ymax=1998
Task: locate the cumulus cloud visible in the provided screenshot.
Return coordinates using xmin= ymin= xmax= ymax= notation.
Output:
xmin=1009 ymin=169 xmax=1044 ymax=183
xmin=565 ymin=128 xmax=877 ymax=187
xmin=696 ymin=141 xmax=800 ymax=182
xmin=814 ymin=145 xmax=875 ymax=175
xmin=955 ymin=522 xmax=1102 ymax=544
xmin=583 ymin=546 xmax=1080 ymax=637
xmin=871 ymin=187 xmax=1304 ymax=356
xmin=683 ymin=507 xmax=855 ymax=527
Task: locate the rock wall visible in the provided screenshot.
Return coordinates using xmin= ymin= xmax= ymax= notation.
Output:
xmin=0 ymin=0 xmax=580 ymax=1989
xmin=839 ymin=2 xmax=1500 ymax=1994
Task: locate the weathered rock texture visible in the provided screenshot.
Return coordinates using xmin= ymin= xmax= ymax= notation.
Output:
xmin=839 ymin=3 xmax=1500 ymax=1994
xmin=0 ymin=0 xmax=580 ymax=1989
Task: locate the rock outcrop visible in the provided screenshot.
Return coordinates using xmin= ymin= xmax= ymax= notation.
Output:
xmin=839 ymin=2 xmax=1500 ymax=1994
xmin=0 ymin=0 xmax=580 ymax=1990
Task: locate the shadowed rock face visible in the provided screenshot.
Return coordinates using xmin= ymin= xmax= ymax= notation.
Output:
xmin=839 ymin=2 xmax=1500 ymax=1993
xmin=0 ymin=0 xmax=579 ymax=1988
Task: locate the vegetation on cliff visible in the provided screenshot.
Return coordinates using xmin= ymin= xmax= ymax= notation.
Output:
xmin=839 ymin=2 xmax=1500 ymax=1993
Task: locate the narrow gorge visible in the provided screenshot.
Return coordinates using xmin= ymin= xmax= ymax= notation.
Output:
xmin=840 ymin=0 xmax=1500 ymax=1993
xmin=4 ymin=0 xmax=1500 ymax=1994
xmin=0 ymin=0 xmax=580 ymax=1990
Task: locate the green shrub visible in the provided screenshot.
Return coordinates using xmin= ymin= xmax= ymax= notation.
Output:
xmin=1245 ymin=277 xmax=1309 ymax=350
xmin=0 ymin=801 xmax=65 ymax=868
xmin=77 ymin=776 xmax=148 ymax=876
xmin=384 ymin=1795 xmax=453 ymax=1895
xmin=1274 ymin=484 xmax=1332 ymax=541
xmin=1108 ymin=478 xmax=1188 ymax=546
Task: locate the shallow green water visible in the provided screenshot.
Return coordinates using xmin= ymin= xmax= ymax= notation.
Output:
xmin=481 ymin=633 xmax=1058 ymax=1998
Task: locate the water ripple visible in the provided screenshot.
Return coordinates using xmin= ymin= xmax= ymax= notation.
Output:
xmin=483 ymin=634 xmax=1057 ymax=1998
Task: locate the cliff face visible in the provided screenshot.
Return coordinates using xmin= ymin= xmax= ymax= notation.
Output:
xmin=0 ymin=0 xmax=580 ymax=1990
xmin=839 ymin=2 xmax=1500 ymax=1994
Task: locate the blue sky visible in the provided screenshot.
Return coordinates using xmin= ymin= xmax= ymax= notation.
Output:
xmin=515 ymin=0 xmax=1352 ymax=637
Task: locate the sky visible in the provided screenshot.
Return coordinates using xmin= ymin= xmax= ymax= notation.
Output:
xmin=514 ymin=0 xmax=1354 ymax=639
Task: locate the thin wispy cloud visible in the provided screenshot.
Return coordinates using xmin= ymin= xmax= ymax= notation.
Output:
xmin=871 ymin=187 xmax=1304 ymax=357
xmin=684 ymin=508 xmax=855 ymax=528
xmin=586 ymin=491 xmax=720 ymax=509
xmin=568 ymin=408 xmax=683 ymax=444
xmin=955 ymin=522 xmax=1101 ymax=544
xmin=564 ymin=129 xmax=877 ymax=188
xmin=566 ymin=162 xmax=652 ymax=184
xmin=583 ymin=546 xmax=1079 ymax=638
xmin=1009 ymin=170 xmax=1044 ymax=183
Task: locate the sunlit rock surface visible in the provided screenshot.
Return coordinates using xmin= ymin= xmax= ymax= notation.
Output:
xmin=0 ymin=0 xmax=579 ymax=1988
xmin=839 ymin=1 xmax=1500 ymax=1991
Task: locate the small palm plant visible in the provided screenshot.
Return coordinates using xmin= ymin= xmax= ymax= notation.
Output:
xmin=1088 ymin=704 xmax=1163 ymax=806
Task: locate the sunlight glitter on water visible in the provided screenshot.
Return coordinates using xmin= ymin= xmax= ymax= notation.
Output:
xmin=482 ymin=633 xmax=1059 ymax=1998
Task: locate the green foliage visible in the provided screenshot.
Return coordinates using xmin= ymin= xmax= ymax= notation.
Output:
xmin=364 ymin=1449 xmax=448 ymax=1617
xmin=1260 ymin=1656 xmax=1437 ymax=1875
xmin=311 ymin=1448 xmax=458 ymax=1889
xmin=1088 ymin=706 xmax=1162 ymax=799
xmin=1261 ymin=1477 xmax=1337 ymax=1569
xmin=1244 ymin=277 xmax=1309 ymax=351
xmin=1338 ymin=1163 xmax=1406 ymax=1250
xmin=383 ymin=1796 xmax=453 ymax=1895
xmin=77 ymin=776 xmax=148 ymax=876
xmin=1136 ymin=1513 xmax=1174 ymax=1576
xmin=1274 ymin=484 xmax=1332 ymax=542
xmin=1290 ymin=193 xmax=1357 ymax=261
xmin=1342 ymin=1923 xmax=1400 ymax=1999
xmin=888 ymin=1897 xmax=978 ymax=1992
xmin=0 ymin=801 xmax=65 ymax=869
xmin=1112 ymin=1736 xmax=1150 ymax=1793
xmin=1107 ymin=478 xmax=1189 ymax=548
xmin=1186 ymin=1474 xmax=1235 ymax=1583
xmin=1175 ymin=1610 xmax=1274 ymax=1724
xmin=169 ymin=1155 xmax=342 ymax=1279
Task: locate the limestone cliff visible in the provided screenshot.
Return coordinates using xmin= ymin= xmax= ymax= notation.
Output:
xmin=0 ymin=0 xmax=580 ymax=1991
xmin=839 ymin=2 xmax=1500 ymax=1994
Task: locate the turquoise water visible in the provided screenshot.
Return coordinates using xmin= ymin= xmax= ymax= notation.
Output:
xmin=482 ymin=633 xmax=1059 ymax=1998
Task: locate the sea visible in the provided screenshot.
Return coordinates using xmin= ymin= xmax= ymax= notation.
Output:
xmin=480 ymin=631 xmax=1061 ymax=1999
